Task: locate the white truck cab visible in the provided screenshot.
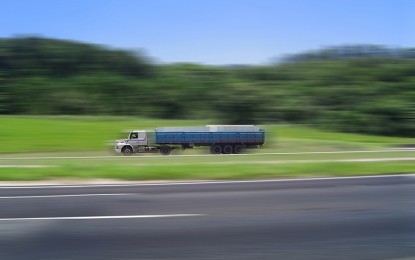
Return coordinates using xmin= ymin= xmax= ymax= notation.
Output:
xmin=114 ymin=130 xmax=148 ymax=155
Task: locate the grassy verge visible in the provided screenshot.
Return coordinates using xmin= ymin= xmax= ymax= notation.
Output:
xmin=0 ymin=161 xmax=413 ymax=181
xmin=0 ymin=116 xmax=414 ymax=181
xmin=0 ymin=116 xmax=413 ymax=154
xmin=0 ymin=116 xmax=204 ymax=154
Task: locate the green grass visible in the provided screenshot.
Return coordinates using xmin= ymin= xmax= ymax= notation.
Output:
xmin=0 ymin=116 xmax=204 ymax=154
xmin=273 ymin=124 xmax=410 ymax=144
xmin=0 ymin=115 xmax=414 ymax=181
xmin=0 ymin=116 xmax=413 ymax=154
xmin=264 ymin=124 xmax=413 ymax=151
xmin=0 ymin=161 xmax=413 ymax=181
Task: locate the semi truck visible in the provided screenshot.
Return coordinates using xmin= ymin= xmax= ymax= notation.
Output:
xmin=114 ymin=125 xmax=265 ymax=155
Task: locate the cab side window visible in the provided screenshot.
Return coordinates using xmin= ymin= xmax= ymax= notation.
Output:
xmin=130 ymin=133 xmax=138 ymax=139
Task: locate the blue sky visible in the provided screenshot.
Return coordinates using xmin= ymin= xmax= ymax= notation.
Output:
xmin=1 ymin=0 xmax=413 ymax=64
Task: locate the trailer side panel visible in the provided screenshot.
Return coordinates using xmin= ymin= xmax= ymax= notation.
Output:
xmin=155 ymin=131 xmax=265 ymax=146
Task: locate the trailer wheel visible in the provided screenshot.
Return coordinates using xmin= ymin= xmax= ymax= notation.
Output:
xmin=160 ymin=145 xmax=172 ymax=156
xmin=122 ymin=146 xmax=133 ymax=156
xmin=210 ymin=144 xmax=222 ymax=154
xmin=222 ymin=145 xmax=233 ymax=154
xmin=233 ymin=144 xmax=244 ymax=154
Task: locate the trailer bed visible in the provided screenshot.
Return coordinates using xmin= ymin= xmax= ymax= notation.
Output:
xmin=155 ymin=131 xmax=265 ymax=146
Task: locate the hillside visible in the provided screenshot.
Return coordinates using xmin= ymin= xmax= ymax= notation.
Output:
xmin=0 ymin=37 xmax=414 ymax=137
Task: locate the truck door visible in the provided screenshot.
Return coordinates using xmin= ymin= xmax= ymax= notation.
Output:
xmin=128 ymin=131 xmax=148 ymax=148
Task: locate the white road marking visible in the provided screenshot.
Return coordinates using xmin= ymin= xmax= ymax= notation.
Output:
xmin=0 ymin=149 xmax=413 ymax=160
xmin=0 ymin=174 xmax=414 ymax=189
xmin=333 ymin=157 xmax=415 ymax=162
xmin=0 ymin=214 xmax=205 ymax=221
xmin=0 ymin=193 xmax=135 ymax=199
xmin=248 ymin=157 xmax=415 ymax=164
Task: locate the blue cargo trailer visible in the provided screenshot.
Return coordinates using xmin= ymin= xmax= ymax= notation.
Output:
xmin=115 ymin=125 xmax=265 ymax=155
xmin=155 ymin=131 xmax=264 ymax=146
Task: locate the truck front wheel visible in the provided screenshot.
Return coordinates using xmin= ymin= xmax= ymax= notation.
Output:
xmin=160 ymin=145 xmax=172 ymax=155
xmin=122 ymin=146 xmax=133 ymax=156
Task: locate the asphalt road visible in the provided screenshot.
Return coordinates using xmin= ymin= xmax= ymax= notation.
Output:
xmin=0 ymin=175 xmax=414 ymax=260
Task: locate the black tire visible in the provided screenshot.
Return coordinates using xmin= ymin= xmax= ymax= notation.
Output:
xmin=160 ymin=145 xmax=171 ymax=155
xmin=222 ymin=144 xmax=233 ymax=154
xmin=233 ymin=144 xmax=244 ymax=154
xmin=122 ymin=146 xmax=133 ymax=156
xmin=210 ymin=144 xmax=222 ymax=154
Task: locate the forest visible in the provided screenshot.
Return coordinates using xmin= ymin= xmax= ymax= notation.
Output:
xmin=0 ymin=37 xmax=414 ymax=137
